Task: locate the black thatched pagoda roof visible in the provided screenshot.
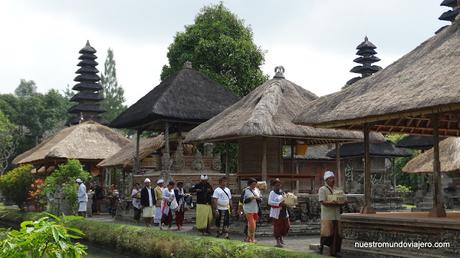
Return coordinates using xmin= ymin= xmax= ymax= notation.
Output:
xmin=67 ymin=41 xmax=106 ymax=125
xmin=345 ymin=36 xmax=382 ymax=86
xmin=327 ymin=141 xmax=412 ymax=158
xmin=110 ymin=62 xmax=239 ymax=130
xmin=395 ymin=135 xmax=444 ymax=150
xmin=439 ymin=0 xmax=459 ymax=22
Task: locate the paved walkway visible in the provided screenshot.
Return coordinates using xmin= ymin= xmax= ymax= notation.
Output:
xmin=87 ymin=214 xmax=320 ymax=254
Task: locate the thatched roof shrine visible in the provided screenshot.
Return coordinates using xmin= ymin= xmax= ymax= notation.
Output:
xmin=185 ymin=66 xmax=384 ymax=144
xmin=110 ymin=62 xmax=239 ymax=131
xmin=97 ymin=134 xmax=164 ymax=169
xmin=13 ymin=121 xmax=130 ymax=165
xmin=294 ymin=16 xmax=460 ymax=137
xmin=403 ymin=137 xmax=460 ymax=173
xmin=327 ymin=141 xmax=412 ymax=159
xmin=396 ymin=135 xmax=440 ymax=150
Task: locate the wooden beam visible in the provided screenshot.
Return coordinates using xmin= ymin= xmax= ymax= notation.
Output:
xmin=361 ymin=123 xmax=375 ymax=214
xmin=261 ymin=137 xmax=268 ymax=181
xmin=430 ymin=114 xmax=447 ymax=217
xmin=335 ymin=142 xmax=342 ymax=188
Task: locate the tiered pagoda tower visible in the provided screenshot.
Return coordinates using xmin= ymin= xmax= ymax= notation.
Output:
xmin=345 ymin=36 xmax=382 ymax=87
xmin=439 ymin=0 xmax=459 ymax=23
xmin=68 ymin=41 xmax=107 ymax=125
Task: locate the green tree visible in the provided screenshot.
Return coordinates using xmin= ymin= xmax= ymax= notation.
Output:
xmin=0 ymin=214 xmax=87 ymax=257
xmin=0 ymin=164 xmax=34 ymax=209
xmin=101 ymin=48 xmax=126 ymax=122
xmin=161 ymin=2 xmax=267 ymax=97
xmin=0 ymin=111 xmax=18 ymax=174
xmin=14 ymin=79 xmax=37 ymax=97
xmin=44 ymin=160 xmax=90 ymax=213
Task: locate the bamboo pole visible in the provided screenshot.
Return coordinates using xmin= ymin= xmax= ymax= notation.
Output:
xmin=430 ymin=114 xmax=447 ymax=217
xmin=361 ymin=123 xmax=375 ymax=214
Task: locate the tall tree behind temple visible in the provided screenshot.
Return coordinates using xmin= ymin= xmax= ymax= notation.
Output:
xmin=0 ymin=81 xmax=70 ymax=167
xmin=101 ymin=48 xmax=126 ymax=122
xmin=14 ymin=79 xmax=37 ymax=97
xmin=161 ymin=3 xmax=267 ymax=97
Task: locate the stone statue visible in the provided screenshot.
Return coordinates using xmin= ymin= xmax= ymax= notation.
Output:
xmin=203 ymin=143 xmax=214 ymax=157
xmin=173 ymin=142 xmax=185 ymax=171
xmin=192 ymin=150 xmax=204 ymax=171
xmin=212 ymin=153 xmax=222 ymax=171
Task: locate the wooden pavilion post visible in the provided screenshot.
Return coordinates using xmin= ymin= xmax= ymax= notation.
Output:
xmin=131 ymin=129 xmax=141 ymax=188
xmin=430 ymin=114 xmax=447 ymax=217
xmin=335 ymin=143 xmax=342 ymax=188
xmin=225 ymin=143 xmax=229 ymax=177
xmin=164 ymin=122 xmax=170 ymax=180
xmin=361 ymin=123 xmax=375 ymax=214
xmin=261 ymin=137 xmax=268 ymax=181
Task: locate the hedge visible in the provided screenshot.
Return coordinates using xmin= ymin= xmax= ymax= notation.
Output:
xmin=0 ymin=206 xmax=325 ymax=258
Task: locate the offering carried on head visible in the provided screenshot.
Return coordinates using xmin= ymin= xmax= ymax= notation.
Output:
xmin=327 ymin=189 xmax=347 ymax=204
xmin=283 ymin=192 xmax=298 ymax=207
xmin=257 ymin=181 xmax=267 ymax=191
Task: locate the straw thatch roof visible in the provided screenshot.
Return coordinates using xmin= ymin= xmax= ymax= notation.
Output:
xmin=13 ymin=121 xmax=130 ymax=165
xmin=110 ymin=64 xmax=239 ymax=130
xmin=294 ymin=17 xmax=460 ymax=136
xmin=327 ymin=141 xmax=412 ymax=159
xmin=185 ymin=75 xmax=384 ymax=144
xmin=97 ymin=134 xmax=164 ymax=169
xmin=403 ymin=137 xmax=460 ymax=173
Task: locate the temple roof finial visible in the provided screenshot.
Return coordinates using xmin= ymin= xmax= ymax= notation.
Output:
xmin=274 ymin=66 xmax=285 ymax=79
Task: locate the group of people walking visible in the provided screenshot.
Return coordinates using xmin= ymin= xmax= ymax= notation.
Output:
xmin=131 ymin=178 xmax=188 ymax=230
xmin=77 ymin=170 xmax=344 ymax=255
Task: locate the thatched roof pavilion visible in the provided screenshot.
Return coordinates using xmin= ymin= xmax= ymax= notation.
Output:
xmin=396 ymin=135 xmax=439 ymax=150
xmin=294 ymin=16 xmax=460 ymax=216
xmin=97 ymin=134 xmax=164 ymax=169
xmin=185 ymin=67 xmax=383 ymax=144
xmin=110 ymin=61 xmax=239 ymax=181
xmin=13 ymin=121 xmax=130 ymax=174
xmin=403 ymin=138 xmax=460 ymax=173
xmin=185 ymin=66 xmax=384 ymax=189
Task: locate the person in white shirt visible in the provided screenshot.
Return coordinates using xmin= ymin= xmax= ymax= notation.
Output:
xmin=161 ymin=181 xmax=177 ymax=229
xmin=154 ymin=179 xmax=164 ymax=226
xmin=76 ymin=178 xmax=88 ymax=217
xmin=268 ymin=178 xmax=289 ymax=247
xmin=242 ymin=178 xmax=262 ymax=243
xmin=212 ymin=176 xmax=232 ymax=239
xmin=131 ymin=183 xmax=142 ymax=223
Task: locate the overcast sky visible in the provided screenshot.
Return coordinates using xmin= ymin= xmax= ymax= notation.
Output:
xmin=0 ymin=0 xmax=447 ymax=105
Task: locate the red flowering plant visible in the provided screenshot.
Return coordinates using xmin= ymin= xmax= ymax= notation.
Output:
xmin=27 ymin=178 xmax=46 ymax=211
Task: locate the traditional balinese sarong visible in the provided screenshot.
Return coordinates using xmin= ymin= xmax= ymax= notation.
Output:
xmin=142 ymin=206 xmax=154 ymax=218
xmin=320 ymin=220 xmax=341 ymax=256
xmin=78 ymin=201 xmax=87 ymax=212
xmin=273 ymin=217 xmax=290 ymax=238
xmin=175 ymin=209 xmax=184 ymax=227
xmin=196 ymin=204 xmax=213 ymax=230
xmin=154 ymin=207 xmax=162 ymax=223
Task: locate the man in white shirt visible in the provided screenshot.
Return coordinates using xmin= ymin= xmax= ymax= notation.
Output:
xmin=318 ymin=171 xmax=344 ymax=256
xmin=76 ymin=178 xmax=88 ymax=217
xmin=212 ymin=176 xmax=232 ymax=239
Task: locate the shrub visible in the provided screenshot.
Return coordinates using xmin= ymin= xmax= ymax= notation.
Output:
xmin=0 ymin=213 xmax=87 ymax=258
xmin=0 ymin=206 xmax=320 ymax=258
xmin=0 ymin=164 xmax=34 ymax=209
xmin=44 ymin=160 xmax=90 ymax=212
xmin=396 ymin=185 xmax=411 ymax=193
